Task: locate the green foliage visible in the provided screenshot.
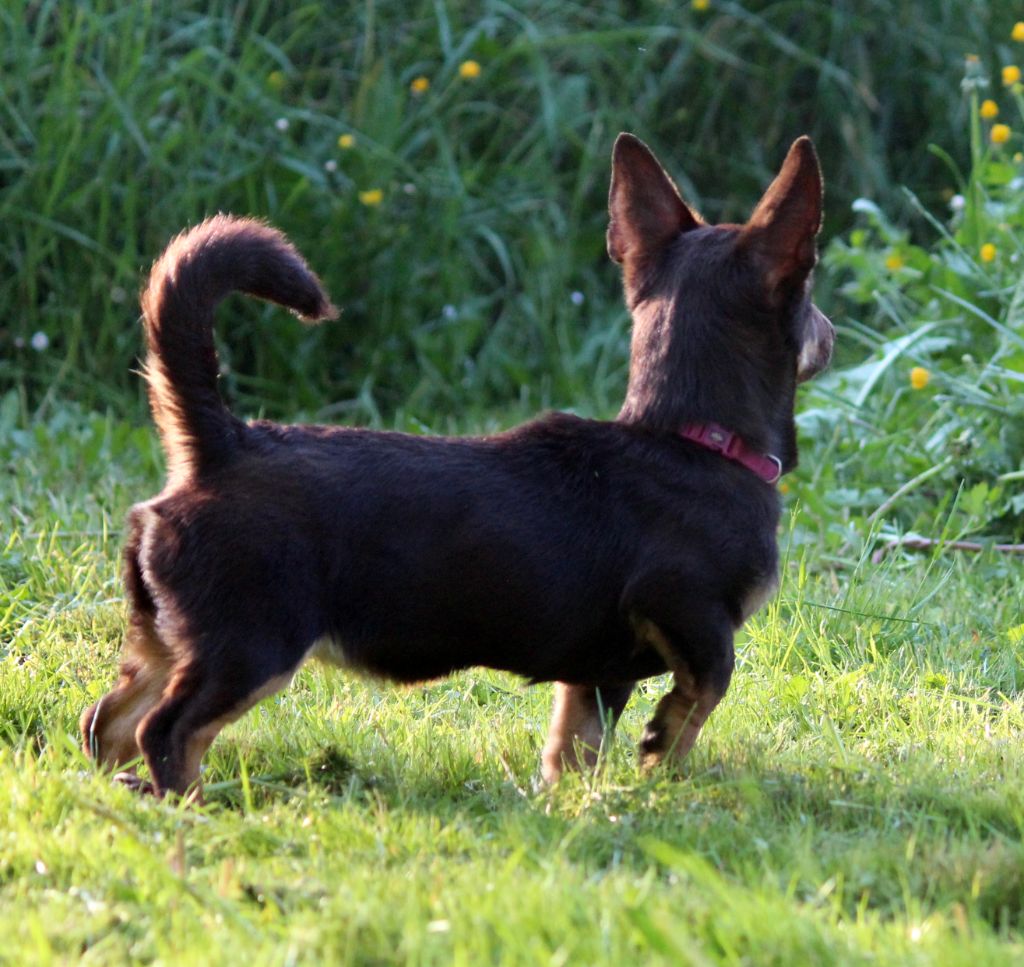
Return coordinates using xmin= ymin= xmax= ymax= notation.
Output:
xmin=801 ymin=56 xmax=1024 ymax=541
xmin=0 ymin=0 xmax=1007 ymax=420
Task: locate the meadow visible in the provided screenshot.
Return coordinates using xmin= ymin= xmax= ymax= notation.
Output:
xmin=2 ymin=1 xmax=1024 ymax=964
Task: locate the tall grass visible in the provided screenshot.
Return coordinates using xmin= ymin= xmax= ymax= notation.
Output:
xmin=0 ymin=0 xmax=1007 ymax=419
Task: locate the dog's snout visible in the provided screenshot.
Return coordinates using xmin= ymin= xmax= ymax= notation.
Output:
xmin=796 ymin=304 xmax=834 ymax=383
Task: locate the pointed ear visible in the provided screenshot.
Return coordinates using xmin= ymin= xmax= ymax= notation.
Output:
xmin=743 ymin=136 xmax=823 ymax=294
xmin=607 ymin=133 xmax=700 ymax=264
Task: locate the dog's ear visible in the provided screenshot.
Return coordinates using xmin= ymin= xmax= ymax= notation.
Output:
xmin=607 ymin=133 xmax=700 ymax=264
xmin=742 ymin=136 xmax=823 ymax=296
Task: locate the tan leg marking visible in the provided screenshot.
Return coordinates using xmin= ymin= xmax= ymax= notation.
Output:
xmin=638 ymin=675 xmax=718 ymax=770
xmin=541 ymin=683 xmax=606 ymax=784
xmin=633 ymin=616 xmax=724 ymax=770
xmin=144 ymin=668 xmax=299 ymax=803
xmin=81 ymin=617 xmax=173 ymax=771
xmin=632 ymin=616 xmax=672 ymax=661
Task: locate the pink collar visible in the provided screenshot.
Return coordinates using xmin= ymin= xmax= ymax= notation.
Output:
xmin=678 ymin=422 xmax=783 ymax=485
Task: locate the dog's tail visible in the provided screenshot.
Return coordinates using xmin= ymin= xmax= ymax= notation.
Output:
xmin=141 ymin=214 xmax=338 ymax=481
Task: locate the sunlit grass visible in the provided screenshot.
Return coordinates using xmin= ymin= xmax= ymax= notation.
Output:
xmin=2 ymin=409 xmax=1022 ymax=964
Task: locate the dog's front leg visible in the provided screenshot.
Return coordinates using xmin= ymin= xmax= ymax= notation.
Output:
xmin=631 ymin=608 xmax=735 ymax=771
xmin=638 ymin=675 xmax=726 ymax=770
xmin=541 ymin=682 xmax=634 ymax=783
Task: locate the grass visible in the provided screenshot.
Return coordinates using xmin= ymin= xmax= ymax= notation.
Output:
xmin=2 ymin=404 xmax=1023 ymax=964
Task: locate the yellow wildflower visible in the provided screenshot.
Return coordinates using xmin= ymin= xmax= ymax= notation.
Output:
xmin=1015 ymin=152 xmax=1024 ymax=163
xmin=1013 ymin=22 xmax=1024 ymax=42
xmin=358 ymin=188 xmax=383 ymax=206
xmin=909 ymin=367 xmax=930 ymax=390
xmin=692 ymin=0 xmax=711 ymax=9
xmin=410 ymin=76 xmax=430 ymax=94
xmin=885 ymin=253 xmax=904 ymax=271
xmin=338 ymin=133 xmax=356 ymax=149
xmin=980 ymin=243 xmax=997 ymax=262
xmin=1002 ymin=65 xmax=1021 ymax=86
xmin=991 ymin=123 xmax=1012 ymax=144
xmin=267 ymin=70 xmax=286 ymax=91
xmin=458 ymin=60 xmax=482 ymax=79
xmin=779 ymin=481 xmax=790 ymax=495
xmin=980 ymin=99 xmax=999 ymax=119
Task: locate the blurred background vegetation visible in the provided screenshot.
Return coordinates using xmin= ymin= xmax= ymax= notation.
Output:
xmin=1 ymin=0 xmax=1022 ymax=538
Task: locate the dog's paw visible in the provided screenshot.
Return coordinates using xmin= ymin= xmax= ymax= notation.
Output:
xmin=539 ymin=758 xmax=564 ymax=786
xmin=112 ymin=771 xmax=156 ymax=796
xmin=638 ymin=729 xmax=697 ymax=777
xmin=638 ymin=725 xmax=668 ymax=771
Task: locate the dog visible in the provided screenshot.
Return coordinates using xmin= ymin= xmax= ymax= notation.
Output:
xmin=81 ymin=133 xmax=833 ymax=799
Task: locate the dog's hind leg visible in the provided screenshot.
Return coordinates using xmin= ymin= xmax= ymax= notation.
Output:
xmin=81 ymin=510 xmax=174 ymax=781
xmin=80 ymin=609 xmax=174 ymax=780
xmin=134 ymin=639 xmax=304 ymax=800
xmin=632 ymin=610 xmax=734 ymax=771
xmin=541 ymin=681 xmax=634 ymax=783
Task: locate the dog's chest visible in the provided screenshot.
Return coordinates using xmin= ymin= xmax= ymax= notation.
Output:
xmin=738 ymin=569 xmax=779 ymax=624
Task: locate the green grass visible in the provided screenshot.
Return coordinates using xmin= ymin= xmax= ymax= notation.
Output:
xmin=3 ymin=406 xmax=1023 ymax=964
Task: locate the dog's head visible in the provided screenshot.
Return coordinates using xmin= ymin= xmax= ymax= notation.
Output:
xmin=608 ymin=134 xmax=834 ymax=467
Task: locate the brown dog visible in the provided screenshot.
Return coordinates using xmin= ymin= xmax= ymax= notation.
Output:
xmin=81 ymin=134 xmax=833 ymax=798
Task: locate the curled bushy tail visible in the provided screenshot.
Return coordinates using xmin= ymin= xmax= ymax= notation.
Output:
xmin=141 ymin=215 xmax=338 ymax=482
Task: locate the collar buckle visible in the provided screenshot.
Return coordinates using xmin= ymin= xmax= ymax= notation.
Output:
xmin=678 ymin=422 xmax=784 ymax=486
